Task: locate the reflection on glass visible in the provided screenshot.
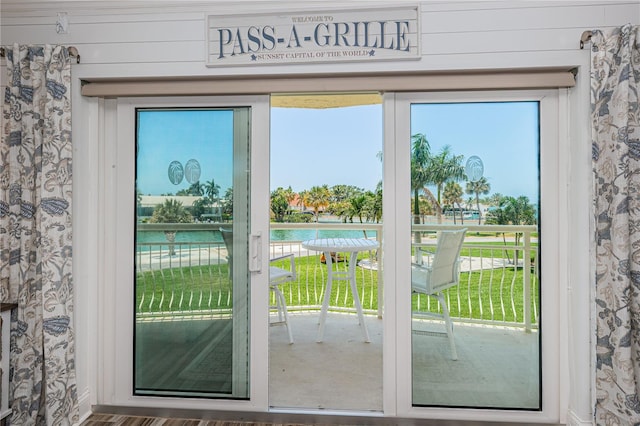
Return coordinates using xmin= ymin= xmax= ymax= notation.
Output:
xmin=134 ymin=108 xmax=250 ymax=398
xmin=410 ymin=102 xmax=540 ymax=409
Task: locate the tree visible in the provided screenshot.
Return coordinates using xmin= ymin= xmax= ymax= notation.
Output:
xmin=303 ymin=185 xmax=331 ymax=222
xmin=411 ymin=135 xmax=467 ymax=225
xmin=205 ymin=179 xmax=220 ymax=202
xmin=282 ymin=186 xmax=296 ymax=209
xmin=503 ymin=196 xmax=537 ymax=228
xmin=368 ymin=183 xmax=383 ymax=223
xmin=349 ymin=194 xmax=368 ymax=223
xmin=330 ymin=184 xmax=364 ymax=203
xmin=150 ymin=199 xmax=192 ymax=224
xmin=329 ymin=185 xmax=364 ymax=222
xmin=417 ymin=195 xmax=433 ymax=219
xmin=329 ymin=200 xmax=352 ymax=222
xmin=187 ymin=181 xmax=204 ymax=196
xmin=425 ymin=145 xmax=466 ymax=223
xmin=485 ymin=195 xmax=537 ymax=263
xmin=191 ymin=197 xmax=208 ymax=219
xmin=136 ymin=188 xmax=143 ymax=218
xmin=297 ymin=189 xmax=308 ymax=212
xmin=149 ymin=199 xmax=192 ymax=255
xmin=411 ymin=133 xmax=432 ymax=228
xmin=466 ymin=177 xmax=491 ymax=224
xmin=221 ymin=187 xmax=233 ymax=219
xmin=487 ymin=192 xmax=504 ymax=207
xmin=443 ymin=181 xmax=464 ymax=224
xmin=465 ymin=196 xmax=475 ymax=211
xmin=354 ymin=190 xmax=380 ymax=238
xmin=410 ymin=133 xmax=435 ymax=248
xmin=271 ymin=187 xmax=291 ymax=222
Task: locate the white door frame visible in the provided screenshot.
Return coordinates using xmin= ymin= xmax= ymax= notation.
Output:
xmin=98 ymin=95 xmax=271 ymax=412
xmin=94 ymin=89 xmax=566 ymax=422
xmin=391 ymin=90 xmax=564 ymax=423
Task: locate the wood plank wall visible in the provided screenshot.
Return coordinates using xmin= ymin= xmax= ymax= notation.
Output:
xmin=0 ymin=1 xmax=638 ymax=80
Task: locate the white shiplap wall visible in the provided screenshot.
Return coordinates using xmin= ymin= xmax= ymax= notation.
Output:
xmin=0 ymin=1 xmax=638 ymax=79
xmin=0 ymin=1 xmax=639 ymax=425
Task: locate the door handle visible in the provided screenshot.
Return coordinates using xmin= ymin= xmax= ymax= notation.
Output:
xmin=249 ymin=232 xmax=262 ymax=273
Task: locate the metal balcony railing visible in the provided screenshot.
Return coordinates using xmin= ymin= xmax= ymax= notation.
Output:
xmin=135 ymin=222 xmax=538 ymax=331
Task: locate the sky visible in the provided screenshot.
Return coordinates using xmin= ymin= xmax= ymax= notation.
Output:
xmin=272 ymin=101 xmax=539 ymax=203
xmin=137 ymin=109 xmax=234 ymax=196
xmin=270 ymin=105 xmax=383 ymax=192
xmin=137 ymin=101 xmax=539 ymax=204
xmin=410 ymin=101 xmax=539 ymax=203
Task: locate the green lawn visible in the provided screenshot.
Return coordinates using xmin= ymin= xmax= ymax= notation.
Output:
xmin=136 ymin=253 xmax=538 ymax=325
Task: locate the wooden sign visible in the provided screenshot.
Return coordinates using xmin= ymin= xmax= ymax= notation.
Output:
xmin=206 ymin=6 xmax=420 ymax=67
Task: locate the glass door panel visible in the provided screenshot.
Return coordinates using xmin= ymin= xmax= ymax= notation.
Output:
xmin=134 ymin=107 xmax=250 ymax=398
xmin=408 ymin=101 xmax=541 ymax=409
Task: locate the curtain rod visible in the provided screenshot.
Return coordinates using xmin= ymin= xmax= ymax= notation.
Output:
xmin=0 ymin=46 xmax=80 ymax=64
xmin=580 ymin=31 xmax=592 ymax=49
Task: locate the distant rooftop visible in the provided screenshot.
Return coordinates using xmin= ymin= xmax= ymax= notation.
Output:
xmin=139 ymin=195 xmax=203 ymax=208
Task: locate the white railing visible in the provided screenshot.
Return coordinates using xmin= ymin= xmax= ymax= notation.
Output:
xmin=411 ymin=224 xmax=538 ymax=331
xmin=266 ymin=222 xmax=382 ymax=317
xmin=135 ymin=222 xmax=538 ymax=330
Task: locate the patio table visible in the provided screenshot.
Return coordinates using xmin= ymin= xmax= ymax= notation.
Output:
xmin=301 ymin=237 xmax=379 ymax=343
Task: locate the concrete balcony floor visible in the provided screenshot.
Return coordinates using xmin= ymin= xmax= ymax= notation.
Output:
xmin=134 ymin=312 xmax=539 ymax=412
xmin=269 ymin=312 xmax=540 ymax=412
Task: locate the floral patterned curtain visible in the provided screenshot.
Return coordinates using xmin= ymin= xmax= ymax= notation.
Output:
xmin=0 ymin=45 xmax=79 ymax=425
xmin=592 ymin=25 xmax=640 ymax=424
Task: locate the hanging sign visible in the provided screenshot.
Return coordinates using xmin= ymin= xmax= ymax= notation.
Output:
xmin=206 ymin=6 xmax=420 ymax=67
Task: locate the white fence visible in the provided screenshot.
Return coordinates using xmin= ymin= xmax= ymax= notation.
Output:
xmin=135 ymin=222 xmax=538 ymax=330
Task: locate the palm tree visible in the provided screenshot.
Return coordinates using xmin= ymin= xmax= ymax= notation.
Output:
xmin=411 ymin=133 xmax=434 ymax=248
xmin=465 ymin=196 xmax=475 ymax=211
xmin=331 ymin=200 xmax=352 ymax=223
xmin=305 ymin=185 xmax=331 ymax=222
xmin=330 ymin=184 xmax=363 ymax=203
xmin=504 ymin=196 xmax=537 ymax=227
xmin=487 ymin=192 xmax=504 ymax=207
xmin=191 ymin=197 xmax=208 ymax=219
xmin=370 ymin=182 xmax=383 ymax=223
xmin=205 ymin=179 xmax=220 ymax=202
xmin=283 ymin=186 xmax=296 ymax=206
xmin=466 ymin=177 xmax=491 ymax=224
xmin=426 ymin=145 xmax=466 ymax=223
xmin=297 ymin=189 xmax=309 ymax=212
xmin=349 ymin=194 xmax=368 ymax=223
xmin=187 ymin=180 xmax=204 ymax=196
xmin=485 ymin=195 xmax=536 ymax=263
xmin=150 ymin=199 xmax=192 ymax=255
xmin=150 ymin=199 xmax=192 ymax=224
xmin=443 ymin=181 xmax=464 ymax=224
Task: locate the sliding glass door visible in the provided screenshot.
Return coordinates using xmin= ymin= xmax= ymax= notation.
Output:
xmin=105 ymin=96 xmax=271 ymax=409
xmin=134 ymin=107 xmax=252 ymax=398
xmin=101 ymin=90 xmax=561 ymax=422
xmin=393 ymin=91 xmax=561 ymax=420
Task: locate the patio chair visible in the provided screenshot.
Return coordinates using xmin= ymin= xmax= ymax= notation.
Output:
xmin=411 ymin=228 xmax=467 ymax=360
xmin=219 ymin=227 xmax=295 ymax=344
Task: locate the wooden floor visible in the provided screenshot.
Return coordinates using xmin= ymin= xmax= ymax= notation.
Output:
xmin=81 ymin=412 xmax=555 ymax=426
xmin=81 ymin=414 xmax=316 ymax=425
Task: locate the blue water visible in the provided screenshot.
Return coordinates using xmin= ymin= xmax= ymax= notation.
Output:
xmin=270 ymin=228 xmax=375 ymax=241
xmin=136 ymin=228 xmax=376 ymax=251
